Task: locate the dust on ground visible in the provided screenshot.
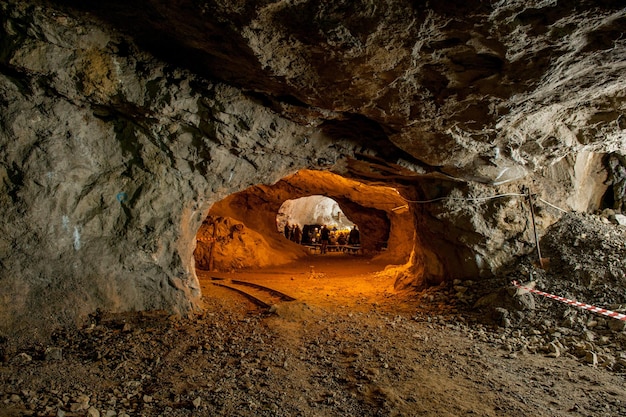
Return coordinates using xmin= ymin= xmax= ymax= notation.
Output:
xmin=1 ymin=213 xmax=625 ymax=416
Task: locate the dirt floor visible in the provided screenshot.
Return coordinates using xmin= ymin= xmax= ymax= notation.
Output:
xmin=1 ymin=213 xmax=625 ymax=417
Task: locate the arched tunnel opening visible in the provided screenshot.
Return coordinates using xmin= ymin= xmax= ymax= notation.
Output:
xmin=276 ymin=194 xmax=391 ymax=254
xmin=276 ymin=195 xmax=361 ymax=247
xmin=192 ymin=169 xmax=431 ymax=309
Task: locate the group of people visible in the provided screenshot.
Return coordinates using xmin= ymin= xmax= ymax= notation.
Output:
xmin=282 ymin=222 xmax=360 ymax=255
xmin=283 ymin=222 xmax=302 ymax=244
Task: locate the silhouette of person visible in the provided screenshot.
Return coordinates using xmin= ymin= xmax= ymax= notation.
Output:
xmin=293 ymin=224 xmax=302 ymax=244
xmin=349 ymin=225 xmax=360 ymax=245
xmin=284 ymin=222 xmax=291 ymax=240
xmin=320 ymin=225 xmax=330 ymax=254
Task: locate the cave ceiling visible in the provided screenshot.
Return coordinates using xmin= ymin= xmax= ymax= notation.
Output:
xmin=45 ymin=0 xmax=626 ymax=184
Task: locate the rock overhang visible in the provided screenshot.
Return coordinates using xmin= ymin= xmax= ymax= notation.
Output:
xmin=45 ymin=0 xmax=626 ymax=182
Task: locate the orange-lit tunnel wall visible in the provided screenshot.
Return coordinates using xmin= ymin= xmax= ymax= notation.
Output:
xmin=194 ymin=170 xmax=436 ymax=288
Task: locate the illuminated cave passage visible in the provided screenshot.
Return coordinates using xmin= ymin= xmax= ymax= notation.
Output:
xmin=277 ymin=195 xmax=359 ymax=244
xmin=193 ymin=170 xmax=429 ymax=303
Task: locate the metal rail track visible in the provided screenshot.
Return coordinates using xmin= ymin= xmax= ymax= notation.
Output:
xmin=211 ymin=277 xmax=296 ymax=309
xmin=212 ymin=282 xmax=271 ymax=308
xmin=230 ymin=279 xmax=296 ymax=301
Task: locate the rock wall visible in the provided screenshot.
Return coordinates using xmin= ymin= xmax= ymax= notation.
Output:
xmin=0 ymin=2 xmax=355 ymax=339
xmin=194 ymin=216 xmax=297 ymax=272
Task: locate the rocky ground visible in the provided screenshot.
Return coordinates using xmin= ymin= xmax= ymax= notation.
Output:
xmin=1 ymin=213 xmax=625 ymax=417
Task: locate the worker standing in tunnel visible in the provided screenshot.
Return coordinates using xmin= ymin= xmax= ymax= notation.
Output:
xmin=349 ymin=225 xmax=360 ymax=245
xmin=284 ymin=222 xmax=291 ymax=240
xmin=293 ymin=224 xmax=302 ymax=244
xmin=320 ymin=225 xmax=330 ymax=254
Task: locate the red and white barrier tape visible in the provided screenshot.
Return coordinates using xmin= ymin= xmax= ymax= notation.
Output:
xmin=511 ymin=280 xmax=626 ymax=321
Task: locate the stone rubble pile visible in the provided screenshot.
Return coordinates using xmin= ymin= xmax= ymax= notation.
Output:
xmin=419 ymin=277 xmax=626 ymax=367
xmin=415 ymin=212 xmax=626 ymax=372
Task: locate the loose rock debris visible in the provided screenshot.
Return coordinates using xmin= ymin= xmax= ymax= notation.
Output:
xmin=1 ymin=212 xmax=625 ymax=417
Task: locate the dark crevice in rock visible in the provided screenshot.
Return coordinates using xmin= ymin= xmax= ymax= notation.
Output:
xmin=0 ymin=63 xmax=34 ymax=100
xmin=321 ymin=115 xmax=419 ymax=167
xmin=511 ymin=7 xmax=560 ymax=37
xmin=5 ymin=163 xmax=25 ymax=203
xmin=582 ymin=15 xmax=626 ymax=53
xmin=601 ymin=153 xmax=626 ymax=213
xmin=320 ymin=114 xmax=394 ymax=148
xmin=506 ymin=45 xmax=559 ymax=92
xmin=241 ymin=91 xmax=317 ymax=123
xmin=319 ymin=114 xmax=450 ymax=183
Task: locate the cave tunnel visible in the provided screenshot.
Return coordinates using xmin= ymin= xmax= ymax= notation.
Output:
xmin=276 ymin=194 xmax=391 ymax=253
xmin=192 ymin=169 xmax=433 ymax=308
